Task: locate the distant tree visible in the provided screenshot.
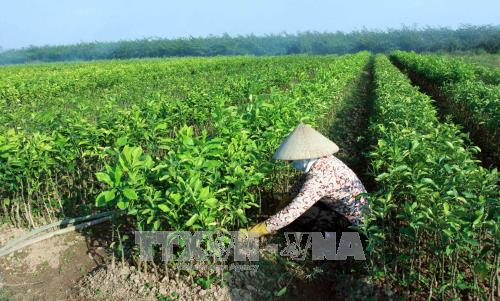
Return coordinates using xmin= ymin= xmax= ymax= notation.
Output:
xmin=0 ymin=25 xmax=499 ymax=65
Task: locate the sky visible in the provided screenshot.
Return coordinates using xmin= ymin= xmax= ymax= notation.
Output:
xmin=0 ymin=0 xmax=499 ymax=50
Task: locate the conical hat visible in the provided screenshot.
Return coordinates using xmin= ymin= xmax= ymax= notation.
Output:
xmin=272 ymin=123 xmax=339 ymax=160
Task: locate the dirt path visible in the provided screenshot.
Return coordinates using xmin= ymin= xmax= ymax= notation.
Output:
xmin=0 ymin=224 xmax=110 ymax=300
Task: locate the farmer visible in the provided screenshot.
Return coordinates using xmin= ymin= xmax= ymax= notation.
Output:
xmin=248 ymin=123 xmax=367 ymax=237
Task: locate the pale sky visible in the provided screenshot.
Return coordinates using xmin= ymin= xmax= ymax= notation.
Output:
xmin=0 ymin=0 xmax=499 ymax=50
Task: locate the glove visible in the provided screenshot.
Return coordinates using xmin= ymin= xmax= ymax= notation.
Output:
xmin=248 ymin=222 xmax=269 ymax=237
xmin=238 ymin=228 xmax=249 ymax=238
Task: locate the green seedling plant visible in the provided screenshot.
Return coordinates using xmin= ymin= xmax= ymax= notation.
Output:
xmin=391 ymin=51 xmax=500 ymax=166
xmin=364 ymin=55 xmax=498 ymax=300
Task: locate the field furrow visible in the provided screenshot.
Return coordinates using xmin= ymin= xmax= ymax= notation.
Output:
xmin=390 ymin=51 xmax=500 ymax=167
xmin=365 ymin=54 xmax=498 ymax=299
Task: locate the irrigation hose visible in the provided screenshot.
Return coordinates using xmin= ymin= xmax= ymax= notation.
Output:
xmin=0 ymin=210 xmax=121 ymax=257
xmin=0 ymin=211 xmax=117 ymax=252
xmin=0 ymin=215 xmax=113 ymax=257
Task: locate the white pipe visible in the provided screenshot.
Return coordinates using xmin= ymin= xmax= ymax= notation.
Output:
xmin=0 ymin=215 xmax=113 ymax=257
xmin=0 ymin=211 xmax=117 ymax=252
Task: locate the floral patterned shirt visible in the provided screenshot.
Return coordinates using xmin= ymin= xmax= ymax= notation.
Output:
xmin=265 ymin=155 xmax=367 ymax=233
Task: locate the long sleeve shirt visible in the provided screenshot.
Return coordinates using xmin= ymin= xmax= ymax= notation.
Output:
xmin=265 ymin=155 xmax=367 ymax=233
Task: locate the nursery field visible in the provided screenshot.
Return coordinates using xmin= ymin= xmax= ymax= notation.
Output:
xmin=447 ymin=52 xmax=500 ymax=68
xmin=0 ymin=53 xmax=370 ymax=230
xmin=0 ymin=52 xmax=498 ymax=300
xmin=391 ymin=51 xmax=500 ymax=167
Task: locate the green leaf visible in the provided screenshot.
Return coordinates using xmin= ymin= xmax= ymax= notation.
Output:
xmin=182 ymin=136 xmax=194 ymax=146
xmin=116 ymin=136 xmax=128 ymax=147
xmin=170 ymin=193 xmax=181 ymax=205
xmin=158 ymin=204 xmax=169 ymax=212
xmin=464 ymin=238 xmax=480 ymax=247
xmin=131 ymin=147 xmax=143 ymax=162
xmin=443 ymin=202 xmax=450 ymax=216
xmin=96 ymin=192 xmax=107 ymax=207
xmin=185 ymin=214 xmax=199 ymax=227
xmin=392 ymin=165 xmax=409 ymax=173
xmin=205 ymin=198 xmax=218 ymax=208
xmin=105 ymin=190 xmax=116 ymax=202
xmin=123 ymin=188 xmax=138 ymax=200
xmin=147 ymin=214 xmax=155 ymax=224
xmin=421 ymin=178 xmax=437 ymax=188
xmin=117 ymin=200 xmax=128 ymax=210
xmin=154 ymin=123 xmax=167 ymax=131
xmin=96 ymin=172 xmax=113 ymax=186
xmin=274 ymin=286 xmax=287 ymax=297
xmin=375 ymin=173 xmax=390 ymax=181
xmin=203 ymin=160 xmax=221 ymax=169
xmin=410 ymin=140 xmax=419 ymax=151
xmin=473 ymin=207 xmax=484 ymax=227
xmin=199 ymin=187 xmax=210 ymax=200
xmin=153 ymin=220 xmax=161 ymax=231
xmin=114 ymin=166 xmax=123 ymax=186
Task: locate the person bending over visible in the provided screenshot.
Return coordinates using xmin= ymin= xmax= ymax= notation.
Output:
xmin=248 ymin=123 xmax=367 ymax=236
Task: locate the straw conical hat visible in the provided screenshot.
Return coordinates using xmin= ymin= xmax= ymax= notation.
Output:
xmin=272 ymin=123 xmax=339 ymax=160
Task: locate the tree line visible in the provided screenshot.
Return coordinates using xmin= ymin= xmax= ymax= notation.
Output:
xmin=1 ymin=25 xmax=499 ymax=65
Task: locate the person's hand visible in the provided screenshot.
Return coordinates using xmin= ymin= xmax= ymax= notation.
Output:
xmin=248 ymin=222 xmax=269 ymax=237
xmin=238 ymin=228 xmax=249 ymax=238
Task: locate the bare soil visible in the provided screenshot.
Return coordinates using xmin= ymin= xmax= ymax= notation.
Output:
xmin=0 ymin=224 xmax=111 ymax=300
xmin=0 ymin=222 xmax=382 ymax=300
xmin=76 ymin=265 xmax=239 ymax=301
